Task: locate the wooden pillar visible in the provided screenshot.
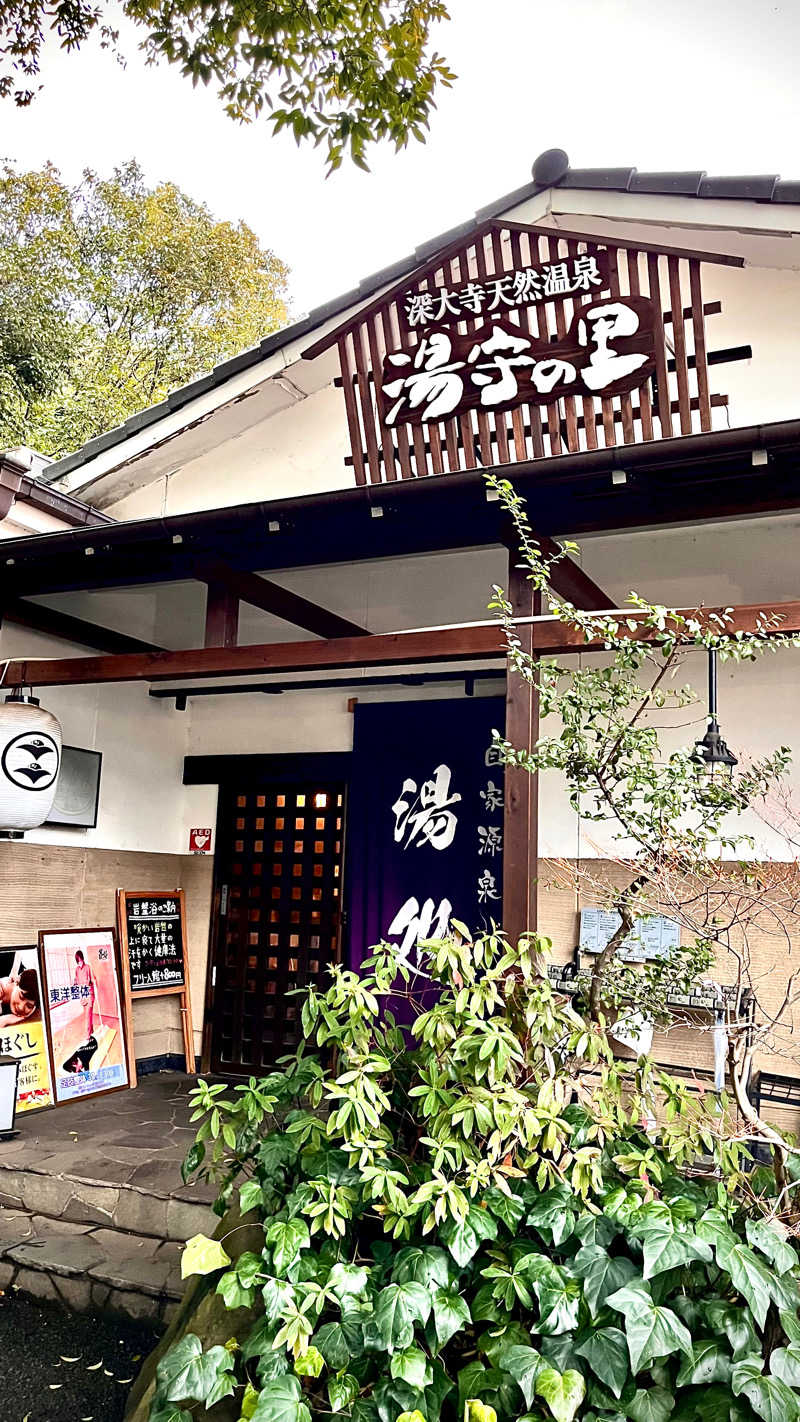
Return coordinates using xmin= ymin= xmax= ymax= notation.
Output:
xmin=204 ymin=584 xmax=239 ymax=647
xmin=502 ymin=556 xmax=542 ymax=941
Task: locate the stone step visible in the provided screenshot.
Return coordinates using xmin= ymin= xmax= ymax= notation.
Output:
xmin=0 ymin=1208 xmax=185 ymax=1323
xmin=0 ymin=1156 xmax=217 ymax=1241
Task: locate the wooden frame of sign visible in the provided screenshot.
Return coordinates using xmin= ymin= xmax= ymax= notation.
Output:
xmin=39 ymin=925 xmax=132 ymax=1105
xmin=115 ymin=889 xmax=195 ymax=1084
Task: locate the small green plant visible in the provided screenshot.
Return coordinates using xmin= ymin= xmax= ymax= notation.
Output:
xmin=151 ymin=932 xmax=800 ymax=1422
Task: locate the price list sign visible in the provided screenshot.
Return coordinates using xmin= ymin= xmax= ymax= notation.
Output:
xmin=116 ymin=888 xmax=195 ymax=1079
xmin=123 ymin=893 xmax=186 ymax=991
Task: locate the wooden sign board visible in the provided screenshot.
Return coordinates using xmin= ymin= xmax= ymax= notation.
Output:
xmin=116 ymin=889 xmax=195 ymax=1082
xmin=39 ymin=926 xmax=131 ymax=1105
xmin=303 ymin=217 xmax=744 ymax=484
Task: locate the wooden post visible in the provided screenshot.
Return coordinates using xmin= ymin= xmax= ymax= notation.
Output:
xmin=204 ymin=584 xmax=239 ymax=647
xmin=502 ymin=555 xmax=542 ymax=942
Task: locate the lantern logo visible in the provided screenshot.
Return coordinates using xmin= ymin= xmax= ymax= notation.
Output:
xmin=2 ymin=732 xmax=60 ymax=791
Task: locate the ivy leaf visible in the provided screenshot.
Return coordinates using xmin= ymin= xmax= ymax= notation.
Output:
xmin=432 ymin=1288 xmax=470 ymax=1348
xmin=782 ymin=1310 xmax=800 ymax=1344
xmin=149 ymin=1406 xmax=192 ymax=1422
xmin=240 ymin=1179 xmax=264 ymax=1213
xmin=181 ymin=1235 xmax=231 ymax=1279
xmin=638 ymin=1223 xmax=712 ymax=1279
xmin=156 ymin=1335 xmax=234 ymax=1405
xmin=606 ymin=1282 xmax=692 ymax=1373
xmin=534 ymin=1365 xmax=586 ymax=1422
xmin=572 ymin=1245 xmax=638 ymax=1315
xmin=731 ymin=1356 xmax=800 ymax=1422
xmin=294 ymin=1346 xmax=324 ymax=1379
xmin=251 ymin=1376 xmax=312 ymax=1422
xmin=575 ymin=1328 xmax=629 ymax=1399
xmin=263 ymin=1277 xmax=295 ymax=1323
xmin=770 ymin=1343 xmax=800 ymax=1387
xmin=465 ymin=1403 xmax=497 ymax=1422
xmin=241 ymin=1383 xmax=261 ymax=1421
xmin=702 ymin=1301 xmax=759 ymax=1360
xmin=676 ymin=1339 xmax=733 ymax=1387
xmin=746 ymin=1218 xmax=796 ymax=1275
xmin=627 ymin=1387 xmax=675 ymax=1422
xmin=715 ymin=1238 xmax=775 ymax=1329
xmin=328 ymin=1262 xmax=370 ymax=1299
xmin=390 ymin=1346 xmax=433 ymax=1389
xmin=315 ymin=1316 xmax=363 ymax=1370
xmin=441 ymin=1206 xmax=498 ymax=1267
xmin=696 ymin=1208 xmax=738 ymax=1253
xmin=373 ymin=1282 xmax=432 ymax=1352
xmin=181 ymin=1141 xmax=204 ymax=1184
xmin=328 ymin=1374 xmax=359 ymax=1414
xmin=266 ymin=1219 xmax=310 ymax=1275
xmin=258 ymin=1134 xmax=298 ymax=1179
xmin=216 ymin=1269 xmax=253 ymax=1309
xmin=484 ymin=1188 xmax=526 ymax=1231
xmin=392 ymin=1246 xmax=451 ymax=1290
xmin=536 ymin=1272 xmax=582 ymax=1336
xmin=572 ymin=1214 xmax=617 ymax=1250
xmin=526 ymin=1187 xmax=576 ymax=1246
xmin=499 ymin=1344 xmax=545 ymax=1407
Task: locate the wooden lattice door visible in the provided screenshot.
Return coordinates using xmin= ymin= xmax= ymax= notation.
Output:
xmin=209 ymin=782 xmax=345 ymax=1073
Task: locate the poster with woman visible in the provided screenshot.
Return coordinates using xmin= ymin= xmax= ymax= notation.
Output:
xmin=39 ymin=927 xmax=130 ymax=1104
xmin=0 ymin=945 xmax=53 ymax=1111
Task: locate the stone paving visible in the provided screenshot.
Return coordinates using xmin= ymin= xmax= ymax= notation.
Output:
xmin=0 ymin=1073 xmax=219 ymax=1320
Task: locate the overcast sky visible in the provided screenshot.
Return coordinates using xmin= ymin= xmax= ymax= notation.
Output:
xmin=3 ymin=0 xmax=799 ymax=316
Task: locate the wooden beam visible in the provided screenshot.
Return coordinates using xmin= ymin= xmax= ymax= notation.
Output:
xmin=204 ymin=584 xmax=239 ymax=648
xmin=196 ymin=561 xmax=368 ymax=639
xmin=1 ymin=596 xmax=166 ymax=654
xmin=513 ymin=532 xmax=613 ymax=612
xmin=503 ymin=566 xmax=542 ymax=940
xmin=8 ymin=598 xmax=800 ymax=688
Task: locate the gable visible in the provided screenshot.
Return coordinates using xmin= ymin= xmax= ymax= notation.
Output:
xmin=303 ymin=218 xmax=744 ymax=484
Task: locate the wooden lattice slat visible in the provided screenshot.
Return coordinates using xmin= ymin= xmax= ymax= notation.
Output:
xmin=322 ymin=219 xmax=734 ymax=480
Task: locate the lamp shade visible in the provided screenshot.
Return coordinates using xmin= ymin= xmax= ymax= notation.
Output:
xmin=0 ymin=692 xmax=62 ymax=834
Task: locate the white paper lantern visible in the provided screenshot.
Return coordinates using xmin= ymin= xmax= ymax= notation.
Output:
xmin=0 ymin=690 xmax=62 ymax=836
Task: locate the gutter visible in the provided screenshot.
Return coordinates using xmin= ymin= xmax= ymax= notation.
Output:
xmin=0 ymin=450 xmax=113 ymax=528
xmin=1 ymin=415 xmax=799 ymax=578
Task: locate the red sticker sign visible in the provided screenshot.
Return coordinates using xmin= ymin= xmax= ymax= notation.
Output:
xmin=189 ymin=827 xmax=212 ymax=854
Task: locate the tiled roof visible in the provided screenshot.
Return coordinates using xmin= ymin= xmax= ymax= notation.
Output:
xmin=45 ymin=148 xmax=798 ymax=486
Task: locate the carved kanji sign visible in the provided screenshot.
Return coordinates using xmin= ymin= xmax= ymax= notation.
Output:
xmin=400 ymin=250 xmax=611 ymax=331
xmin=303 ymin=219 xmax=743 ymax=485
xmin=383 ymin=298 xmax=656 ymax=427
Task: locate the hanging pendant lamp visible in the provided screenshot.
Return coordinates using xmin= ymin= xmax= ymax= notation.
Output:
xmin=0 ymin=688 xmax=62 ymax=837
xmin=694 ymin=648 xmax=738 ymax=770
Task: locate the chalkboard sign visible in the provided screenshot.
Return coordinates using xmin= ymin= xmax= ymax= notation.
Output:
xmin=116 ymin=887 xmax=195 ymax=1082
xmin=120 ymin=891 xmax=186 ymax=991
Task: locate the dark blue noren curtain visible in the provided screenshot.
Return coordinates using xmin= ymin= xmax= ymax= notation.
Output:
xmin=347 ymin=697 xmax=506 ymax=973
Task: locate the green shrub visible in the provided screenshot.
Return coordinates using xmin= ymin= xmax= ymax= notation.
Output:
xmin=150 ymin=932 xmax=800 ymax=1422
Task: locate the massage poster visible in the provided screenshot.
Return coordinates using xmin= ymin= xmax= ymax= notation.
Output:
xmin=39 ymin=927 xmax=130 ymax=1104
xmin=0 ymin=945 xmax=54 ymax=1112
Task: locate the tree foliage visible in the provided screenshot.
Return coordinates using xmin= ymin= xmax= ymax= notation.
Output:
xmin=0 ymin=159 xmax=289 ymax=458
xmin=161 ymin=932 xmax=800 ymax=1422
xmin=0 ymin=0 xmax=454 ymax=170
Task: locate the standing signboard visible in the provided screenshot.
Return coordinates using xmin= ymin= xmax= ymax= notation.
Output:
xmin=39 ymin=926 xmax=130 ymax=1104
xmin=0 ymin=944 xmax=53 ymax=1111
xmin=116 ymin=889 xmax=195 ymax=1078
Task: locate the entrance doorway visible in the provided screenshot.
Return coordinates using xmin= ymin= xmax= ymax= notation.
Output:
xmin=207 ymin=780 xmax=346 ymax=1074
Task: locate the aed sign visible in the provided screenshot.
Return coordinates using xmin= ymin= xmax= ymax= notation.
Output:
xmin=189 ymin=827 xmax=212 ymax=854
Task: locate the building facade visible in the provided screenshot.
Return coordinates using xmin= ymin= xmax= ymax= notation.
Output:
xmin=4 ymin=149 xmax=800 ymax=1125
